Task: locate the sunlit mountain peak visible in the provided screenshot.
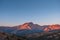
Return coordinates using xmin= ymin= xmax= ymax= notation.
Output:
xmin=17 ymin=22 xmax=33 ymax=30
xmin=44 ymin=24 xmax=60 ymax=32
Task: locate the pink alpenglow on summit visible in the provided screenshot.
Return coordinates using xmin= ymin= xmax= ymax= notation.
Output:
xmin=18 ymin=22 xmax=32 ymax=30
xmin=44 ymin=24 xmax=60 ymax=32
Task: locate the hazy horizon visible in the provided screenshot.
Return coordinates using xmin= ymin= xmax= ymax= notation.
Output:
xmin=0 ymin=0 xmax=60 ymax=26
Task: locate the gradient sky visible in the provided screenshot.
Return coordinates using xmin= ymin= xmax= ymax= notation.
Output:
xmin=0 ymin=0 xmax=60 ymax=26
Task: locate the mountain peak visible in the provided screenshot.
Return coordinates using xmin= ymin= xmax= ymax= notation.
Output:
xmin=44 ymin=24 xmax=60 ymax=32
xmin=18 ymin=22 xmax=34 ymax=30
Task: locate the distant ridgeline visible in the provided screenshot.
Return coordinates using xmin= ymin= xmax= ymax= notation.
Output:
xmin=0 ymin=22 xmax=60 ymax=36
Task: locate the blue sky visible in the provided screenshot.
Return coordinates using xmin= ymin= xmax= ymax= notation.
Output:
xmin=0 ymin=0 xmax=60 ymax=26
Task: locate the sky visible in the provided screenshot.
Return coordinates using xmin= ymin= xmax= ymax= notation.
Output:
xmin=0 ymin=0 xmax=60 ymax=26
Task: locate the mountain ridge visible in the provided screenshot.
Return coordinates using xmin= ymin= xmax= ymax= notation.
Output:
xmin=0 ymin=22 xmax=60 ymax=31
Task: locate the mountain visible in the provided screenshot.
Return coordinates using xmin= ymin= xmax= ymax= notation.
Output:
xmin=44 ymin=24 xmax=60 ymax=32
xmin=17 ymin=22 xmax=32 ymax=30
xmin=0 ymin=22 xmax=49 ymax=32
xmin=11 ymin=22 xmax=44 ymax=36
xmin=0 ymin=22 xmax=60 ymax=36
xmin=0 ymin=22 xmax=44 ymax=36
xmin=0 ymin=22 xmax=44 ymax=35
xmin=17 ymin=22 xmax=48 ymax=30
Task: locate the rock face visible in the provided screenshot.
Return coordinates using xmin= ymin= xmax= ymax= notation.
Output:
xmin=17 ymin=22 xmax=46 ymax=30
xmin=44 ymin=24 xmax=60 ymax=32
xmin=20 ymin=24 xmax=31 ymax=30
xmin=18 ymin=22 xmax=33 ymax=30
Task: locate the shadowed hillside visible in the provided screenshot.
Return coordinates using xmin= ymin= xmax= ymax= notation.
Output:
xmin=0 ymin=30 xmax=60 ymax=40
xmin=0 ymin=32 xmax=27 ymax=40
